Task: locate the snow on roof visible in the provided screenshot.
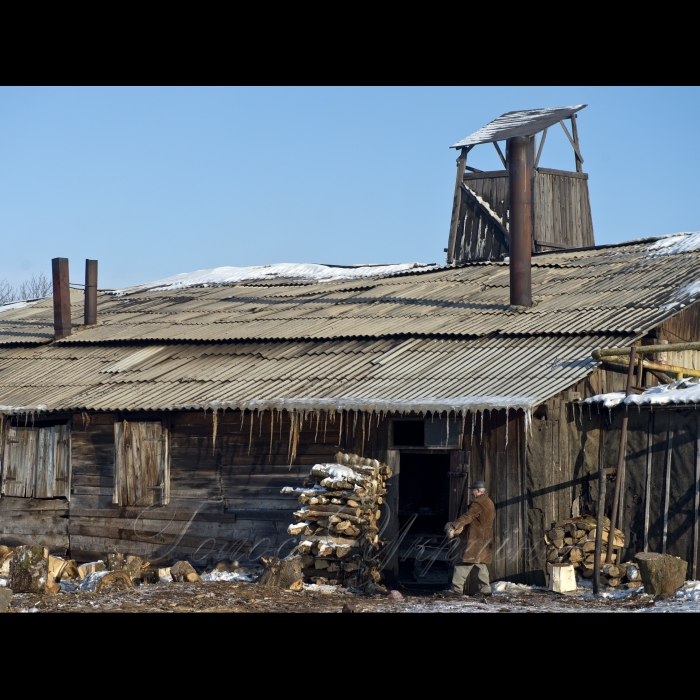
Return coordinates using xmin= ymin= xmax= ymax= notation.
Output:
xmin=582 ymin=377 xmax=700 ymax=410
xmin=451 ymin=105 xmax=586 ymax=148
xmin=646 ymin=231 xmax=700 ymax=256
xmin=115 ymin=262 xmax=439 ymax=294
xmin=0 ymin=299 xmax=39 ymax=315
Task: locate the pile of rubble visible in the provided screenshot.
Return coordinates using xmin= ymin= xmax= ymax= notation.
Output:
xmin=544 ymin=517 xmax=641 ymax=588
xmin=280 ymin=452 xmax=392 ymax=592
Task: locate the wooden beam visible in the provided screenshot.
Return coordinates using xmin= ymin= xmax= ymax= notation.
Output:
xmin=571 ymin=114 xmax=583 ymax=173
xmin=662 ymin=428 xmax=673 ymax=553
xmin=464 ymin=165 xmax=483 ymax=173
xmin=463 ymin=170 xmax=509 ymax=180
xmin=536 ymin=167 xmax=587 ymax=180
xmin=493 ymin=141 xmax=507 ymax=169
xmin=559 ymin=120 xmax=584 ymax=165
xmin=459 ymin=183 xmax=510 ymax=250
xmin=447 ymin=146 xmax=473 ymax=264
xmin=534 ymin=127 xmax=547 ymax=168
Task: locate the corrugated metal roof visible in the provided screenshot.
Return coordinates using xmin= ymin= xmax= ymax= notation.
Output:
xmin=0 ymin=236 xmax=698 ymax=413
xmin=451 ymin=105 xmax=586 ymax=148
xmin=0 ymin=238 xmax=696 ymax=346
xmin=0 ymin=334 xmax=630 ymax=415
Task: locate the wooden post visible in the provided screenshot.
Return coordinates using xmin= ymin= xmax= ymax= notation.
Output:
xmin=694 ymin=413 xmax=700 ymax=579
xmin=447 ymin=146 xmax=472 ymax=264
xmin=662 ymin=428 xmax=673 ymax=553
xmin=606 ymin=346 xmax=636 ymax=563
xmin=571 ymin=114 xmax=583 ymax=173
xmin=644 ymin=412 xmax=653 ymax=551
xmin=384 ymin=449 xmax=400 ymax=584
xmin=593 ymin=452 xmax=607 ymax=595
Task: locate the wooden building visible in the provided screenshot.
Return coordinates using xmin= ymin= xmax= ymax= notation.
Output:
xmin=2 ymin=106 xmax=700 ymax=588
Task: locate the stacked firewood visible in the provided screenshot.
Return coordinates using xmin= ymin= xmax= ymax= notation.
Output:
xmin=281 ymin=452 xmax=392 ymax=592
xmin=544 ymin=516 xmax=641 ymax=588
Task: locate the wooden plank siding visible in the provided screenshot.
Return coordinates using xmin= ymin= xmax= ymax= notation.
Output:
xmin=452 ymin=168 xmax=594 ymax=262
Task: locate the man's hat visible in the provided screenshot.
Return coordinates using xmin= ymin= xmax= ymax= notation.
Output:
xmin=470 ymin=480 xmax=487 ymax=490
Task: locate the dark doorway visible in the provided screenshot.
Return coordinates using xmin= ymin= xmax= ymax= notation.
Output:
xmin=398 ymin=452 xmax=451 ymax=589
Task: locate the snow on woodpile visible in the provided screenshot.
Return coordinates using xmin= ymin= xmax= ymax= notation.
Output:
xmin=115 ymin=262 xmax=439 ymax=294
xmin=582 ymin=377 xmax=700 ymax=409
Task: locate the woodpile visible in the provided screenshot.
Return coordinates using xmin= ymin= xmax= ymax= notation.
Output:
xmin=281 ymin=451 xmax=392 ymax=593
xmin=544 ymin=516 xmax=641 ymax=588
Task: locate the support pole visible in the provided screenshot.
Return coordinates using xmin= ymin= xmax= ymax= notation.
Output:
xmin=593 ymin=449 xmax=607 ymax=595
xmin=447 ymin=146 xmax=471 ymax=264
xmin=507 ymin=136 xmax=532 ymax=307
xmin=606 ymin=346 xmax=637 ymax=564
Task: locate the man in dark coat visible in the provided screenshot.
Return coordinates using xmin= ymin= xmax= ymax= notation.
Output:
xmin=444 ymin=481 xmax=495 ymax=595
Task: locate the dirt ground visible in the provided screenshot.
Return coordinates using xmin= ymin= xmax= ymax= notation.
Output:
xmin=3 ymin=580 xmax=687 ymax=613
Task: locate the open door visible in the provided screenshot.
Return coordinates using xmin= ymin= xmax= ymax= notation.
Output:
xmin=448 ymin=450 xmax=470 ymax=521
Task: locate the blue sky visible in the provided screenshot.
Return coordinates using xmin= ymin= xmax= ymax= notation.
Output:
xmin=1 ymin=86 xmax=698 ymax=289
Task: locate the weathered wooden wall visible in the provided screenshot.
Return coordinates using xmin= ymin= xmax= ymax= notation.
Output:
xmin=451 ymin=168 xmax=595 ymax=263
xmin=533 ymin=169 xmax=594 ymax=251
xmin=460 ymin=410 xmax=525 ymax=583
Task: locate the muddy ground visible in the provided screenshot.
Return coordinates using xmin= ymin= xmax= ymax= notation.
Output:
xmin=3 ymin=580 xmax=689 ymax=613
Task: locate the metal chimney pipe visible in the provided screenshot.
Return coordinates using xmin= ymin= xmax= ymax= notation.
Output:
xmin=84 ymin=259 xmax=98 ymax=325
xmin=52 ymin=258 xmax=72 ymax=339
xmin=507 ymin=136 xmax=533 ymax=307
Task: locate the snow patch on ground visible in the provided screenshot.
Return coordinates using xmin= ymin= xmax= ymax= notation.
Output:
xmin=201 ymin=570 xmax=256 ymax=583
xmin=115 ymin=262 xmax=439 ymax=294
xmin=675 ymin=580 xmax=700 ymax=601
xmin=79 ymin=570 xmax=111 ymax=591
xmin=302 ymin=583 xmax=348 ymax=594
xmin=492 ymin=581 xmax=539 ymax=595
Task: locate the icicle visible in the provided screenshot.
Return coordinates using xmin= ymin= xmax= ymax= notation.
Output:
xmin=259 ymin=409 xmax=263 ymax=436
xmin=287 ymin=410 xmax=300 ymax=466
xmin=248 ymin=410 xmax=255 ymax=455
xmin=212 ymin=408 xmax=218 ymax=455
xmin=240 ymin=409 xmax=245 ymax=430
xmin=446 ymin=412 xmax=450 ymax=445
xmin=323 ymin=410 xmax=328 ymax=442
xmin=353 ymin=410 xmax=358 ymax=435
xmin=505 ymin=408 xmax=509 ymax=448
xmin=589 ymin=404 xmax=592 ymax=420
xmin=480 ymin=410 xmax=484 ymax=445
xmin=459 ymin=412 xmax=466 ymax=447
xmin=339 ymin=411 xmax=344 ymax=446
xmin=269 ymin=409 xmax=274 ymax=457
xmin=578 ymin=402 xmax=583 ymax=427
xmin=314 ymin=410 xmax=320 ymax=443
xmin=361 ymin=412 xmax=366 ymax=456
xmin=470 ymin=411 xmax=476 ymax=445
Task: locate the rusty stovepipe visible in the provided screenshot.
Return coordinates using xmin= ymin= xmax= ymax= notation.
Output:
xmin=507 ymin=136 xmax=532 ymax=307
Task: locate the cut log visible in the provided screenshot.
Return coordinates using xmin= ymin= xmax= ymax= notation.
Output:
xmin=8 ymin=546 xmax=48 ymax=593
xmin=260 ymin=555 xmax=302 ymax=589
xmin=123 ymin=555 xmax=144 ymax=582
xmin=78 ymin=560 xmax=106 ymax=580
xmin=549 ymin=563 xmax=576 ymax=592
xmin=171 ymin=560 xmax=201 ymax=583
xmin=607 ymin=577 xmax=622 ymax=587
xmin=635 ymin=552 xmax=688 ymax=598
xmin=95 ymin=571 xmax=133 ymax=593
xmin=0 ymin=587 xmax=12 ymax=613
xmin=569 ymin=548 xmax=583 ymax=563
xmin=106 ymin=553 xmax=124 ymax=571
